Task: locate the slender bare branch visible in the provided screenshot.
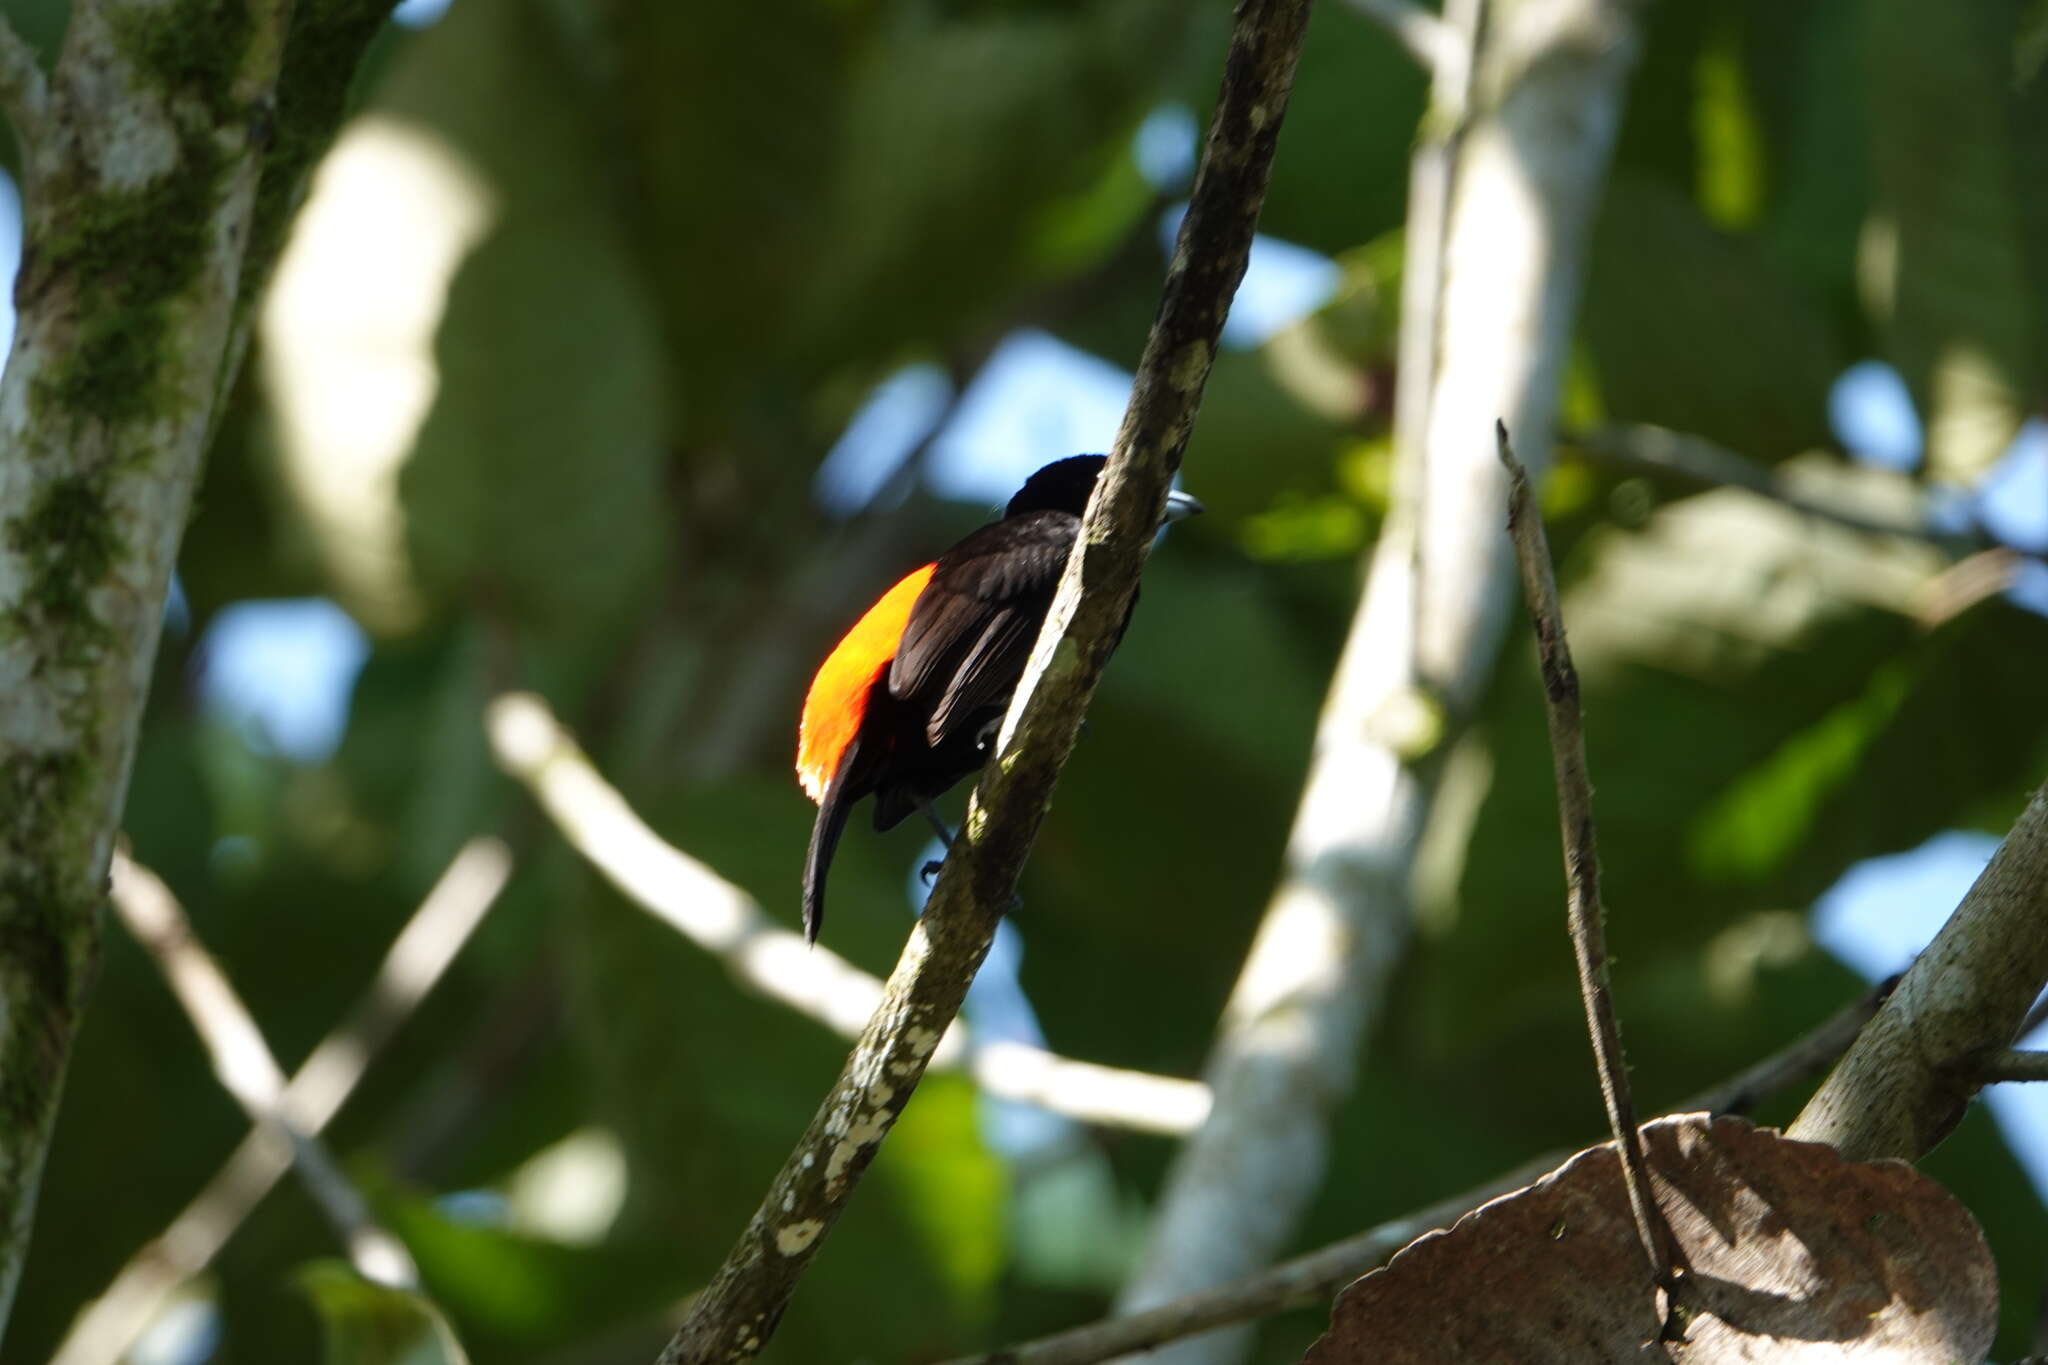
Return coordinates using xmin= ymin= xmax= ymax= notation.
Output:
xmin=1790 ymin=782 xmax=2048 ymax=1160
xmin=486 ymin=692 xmax=1210 ymax=1136
xmin=1974 ymin=1049 xmax=2048 ymax=1084
xmin=654 ymin=3 xmax=1313 ymax=1359
xmin=1913 ymin=547 xmax=2030 ymax=628
xmin=1340 ymin=0 xmax=1466 ymax=80
xmin=946 ymin=983 xmax=1879 ymax=1365
xmin=947 ymin=1157 xmax=1554 ymax=1365
xmin=54 ymin=839 xmax=510 ymax=1365
xmin=2019 ymin=989 xmax=2048 ymax=1042
xmin=1115 ymin=5 xmax=1642 ymax=1355
xmin=0 ymin=16 xmax=46 ymax=136
xmin=109 ymin=853 xmax=419 ymax=1287
xmin=1569 ymin=423 xmax=1973 ymax=546
xmin=1497 ymin=422 xmax=1675 ymax=1290
xmin=1673 ymin=978 xmax=1894 ymax=1118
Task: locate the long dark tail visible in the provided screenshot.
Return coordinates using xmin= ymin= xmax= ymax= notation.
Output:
xmin=803 ymin=739 xmax=863 ymax=945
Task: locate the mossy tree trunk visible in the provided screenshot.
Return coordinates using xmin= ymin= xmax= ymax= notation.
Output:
xmin=0 ymin=0 xmax=393 ymax=1340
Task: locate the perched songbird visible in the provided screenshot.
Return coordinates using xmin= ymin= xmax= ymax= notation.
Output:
xmin=795 ymin=455 xmax=1201 ymax=944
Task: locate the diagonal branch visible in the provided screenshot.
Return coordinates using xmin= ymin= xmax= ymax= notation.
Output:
xmin=1113 ymin=4 xmax=1642 ymax=1356
xmin=1568 ymin=423 xmax=1980 ymax=546
xmin=55 ymin=839 xmax=511 ymax=1365
xmin=109 ymin=852 xmax=420 ymax=1288
xmin=953 ymin=1157 xmax=1555 ymax=1365
xmin=0 ymin=16 xmax=46 ymax=136
xmin=1497 ymin=423 xmax=1676 ymax=1291
xmin=944 ymin=983 xmax=1880 ymax=1365
xmin=1673 ymin=977 xmax=1892 ymax=1118
xmin=652 ymin=3 xmax=1314 ymax=1360
xmin=486 ymin=692 xmax=1210 ymax=1135
xmin=1791 ymin=781 xmax=2048 ymax=1160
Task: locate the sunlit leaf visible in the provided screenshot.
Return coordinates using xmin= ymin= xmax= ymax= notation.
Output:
xmin=1862 ymin=0 xmax=2048 ymax=480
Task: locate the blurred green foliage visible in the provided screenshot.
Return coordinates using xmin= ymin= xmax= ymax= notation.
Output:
xmin=12 ymin=0 xmax=2048 ymax=1361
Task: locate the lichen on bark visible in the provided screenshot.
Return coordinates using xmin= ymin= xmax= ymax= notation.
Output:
xmin=0 ymin=0 xmax=397 ymax=1341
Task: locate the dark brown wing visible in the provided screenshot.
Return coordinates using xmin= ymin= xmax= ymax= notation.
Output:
xmin=887 ymin=510 xmax=1078 ymax=749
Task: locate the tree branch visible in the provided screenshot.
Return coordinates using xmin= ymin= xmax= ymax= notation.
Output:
xmin=1113 ymin=3 xmax=1642 ymax=1355
xmin=1790 ymin=782 xmax=2048 ymax=1160
xmin=2019 ymin=989 xmax=2048 ymax=1043
xmin=0 ymin=16 xmax=47 ymax=136
xmin=944 ymin=984 xmax=1878 ymax=1365
xmin=1973 ymin=1049 xmax=2048 ymax=1084
xmin=1496 ymin=423 xmax=1675 ymax=1294
xmin=652 ymin=3 xmax=1313 ymax=1359
xmin=54 ymin=839 xmax=511 ymax=1365
xmin=0 ymin=0 xmax=388 ymax=1336
xmin=486 ymin=692 xmax=1210 ymax=1136
xmin=1672 ymin=977 xmax=1894 ymax=1118
xmin=109 ymin=853 xmax=418 ymax=1288
xmin=950 ymin=1158 xmax=1555 ymax=1365
xmin=1568 ymin=422 xmax=1980 ymax=546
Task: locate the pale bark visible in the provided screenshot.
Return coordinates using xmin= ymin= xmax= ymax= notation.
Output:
xmin=53 ymin=839 xmax=509 ymax=1365
xmin=487 ymin=692 xmax=1211 ymax=1136
xmin=0 ymin=0 xmax=393 ymax=1340
xmin=1112 ymin=2 xmax=1642 ymax=1358
xmin=1790 ymin=783 xmax=2048 ymax=1161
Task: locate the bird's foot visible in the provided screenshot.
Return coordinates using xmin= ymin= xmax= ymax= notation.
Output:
xmin=921 ymin=858 xmax=946 ymax=885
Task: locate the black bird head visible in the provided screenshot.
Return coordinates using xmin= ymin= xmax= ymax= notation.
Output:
xmin=1003 ymin=454 xmax=1204 ymax=523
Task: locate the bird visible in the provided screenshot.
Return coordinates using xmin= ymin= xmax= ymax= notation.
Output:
xmin=795 ymin=454 xmax=1202 ymax=944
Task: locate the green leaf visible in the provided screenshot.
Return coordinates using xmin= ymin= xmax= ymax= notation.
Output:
xmin=800 ymin=0 xmax=1192 ymax=368
xmin=1241 ymin=2 xmax=1424 ymax=253
xmin=874 ymin=1075 xmax=1005 ymax=1313
xmin=1863 ymin=0 xmax=2048 ymax=480
xmin=379 ymin=0 xmax=673 ymax=641
xmin=1688 ymin=660 xmax=1915 ymax=881
xmin=297 ymin=1264 xmax=472 ymax=1365
xmin=1582 ymin=175 xmax=1843 ymax=460
xmin=1741 ymin=0 xmax=1868 ymax=314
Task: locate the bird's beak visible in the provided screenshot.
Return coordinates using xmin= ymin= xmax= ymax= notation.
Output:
xmin=1163 ymin=488 xmax=1205 ymax=523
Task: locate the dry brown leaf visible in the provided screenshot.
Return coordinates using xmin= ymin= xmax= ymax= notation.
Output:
xmin=1303 ymin=1113 xmax=1996 ymax=1363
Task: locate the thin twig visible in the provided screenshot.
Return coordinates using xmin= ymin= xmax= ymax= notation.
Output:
xmin=2019 ymin=989 xmax=2048 ymax=1043
xmin=948 ymin=1157 xmax=1554 ymax=1365
xmin=1673 ymin=976 xmax=1895 ymax=1118
xmin=109 ymin=852 xmax=420 ymax=1287
xmin=944 ymin=982 xmax=1879 ymax=1365
xmin=0 ymin=16 xmax=48 ymax=137
xmin=1970 ymin=1049 xmax=2048 ymax=1085
xmin=62 ymin=841 xmax=511 ymax=1365
xmin=1112 ymin=5 xmax=1489 ymax=1350
xmin=1339 ymin=0 xmax=1466 ymax=80
xmin=1913 ymin=547 xmax=2030 ymax=628
xmin=1496 ymin=421 xmax=1676 ymax=1293
xmin=1568 ymin=423 xmax=1975 ymax=547
xmin=654 ymin=2 xmax=1313 ymax=1359
xmin=486 ymin=692 xmax=1210 ymax=1136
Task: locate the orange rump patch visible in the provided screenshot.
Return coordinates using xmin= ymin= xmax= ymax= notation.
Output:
xmin=797 ymin=563 xmax=936 ymax=803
